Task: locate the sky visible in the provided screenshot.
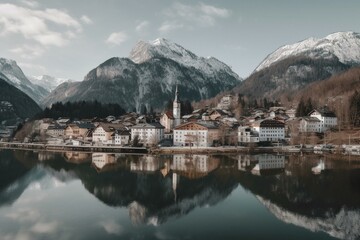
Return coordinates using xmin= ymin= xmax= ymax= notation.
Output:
xmin=1 ymin=0 xmax=360 ymax=81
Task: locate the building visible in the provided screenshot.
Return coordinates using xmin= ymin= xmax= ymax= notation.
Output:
xmin=173 ymin=85 xmax=181 ymax=127
xmin=114 ymin=129 xmax=131 ymax=145
xmin=299 ymin=117 xmax=321 ymax=133
xmin=131 ymin=122 xmax=165 ymax=146
xmin=308 ymin=108 xmax=337 ymax=132
xmin=46 ymin=124 xmax=65 ymax=137
xmin=238 ymin=126 xmax=259 ymax=144
xmin=160 ymin=111 xmax=174 ymax=133
xmin=253 ymin=119 xmax=285 ymax=142
xmin=173 ymin=121 xmax=219 ymax=147
xmin=64 ymin=122 xmax=95 ymax=139
xmin=92 ymin=123 xmax=126 ymax=145
xmin=217 ymin=95 xmax=233 ymax=110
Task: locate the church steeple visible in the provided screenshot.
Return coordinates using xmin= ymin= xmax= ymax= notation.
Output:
xmin=173 ymin=84 xmax=181 ymax=127
xmin=174 ymin=84 xmax=179 ymax=103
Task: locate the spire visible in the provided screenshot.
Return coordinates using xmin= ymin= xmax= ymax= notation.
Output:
xmin=174 ymin=85 xmax=179 ymax=103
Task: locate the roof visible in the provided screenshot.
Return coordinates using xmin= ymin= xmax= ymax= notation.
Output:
xmin=163 ymin=111 xmax=174 ymax=119
xmin=309 ymin=107 xmax=336 ymax=118
xmin=259 ymin=119 xmax=285 ymax=128
xmin=175 ymin=121 xmax=218 ymax=130
xmin=98 ymin=123 xmax=125 ymax=132
xmin=76 ymin=122 xmax=95 ymax=129
xmin=131 ymin=122 xmax=165 ymax=129
xmin=302 ymin=117 xmax=321 ymax=122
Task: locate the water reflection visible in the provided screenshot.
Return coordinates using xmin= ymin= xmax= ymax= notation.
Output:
xmin=0 ymin=150 xmax=359 ymax=239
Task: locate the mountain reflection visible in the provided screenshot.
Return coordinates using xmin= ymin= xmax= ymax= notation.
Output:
xmin=84 ymin=153 xmax=235 ymax=225
xmin=0 ymin=150 xmax=359 ymax=239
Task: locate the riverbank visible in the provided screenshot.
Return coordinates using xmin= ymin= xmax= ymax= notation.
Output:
xmin=0 ymin=142 xmax=355 ymax=155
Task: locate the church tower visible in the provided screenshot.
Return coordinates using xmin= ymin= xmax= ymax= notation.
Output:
xmin=173 ymin=85 xmax=181 ymax=127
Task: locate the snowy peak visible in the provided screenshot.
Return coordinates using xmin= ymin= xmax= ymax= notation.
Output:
xmin=129 ymin=38 xmax=197 ymax=65
xmin=256 ymin=31 xmax=360 ymax=72
xmin=28 ymin=75 xmax=71 ymax=92
xmin=129 ymin=38 xmax=240 ymax=79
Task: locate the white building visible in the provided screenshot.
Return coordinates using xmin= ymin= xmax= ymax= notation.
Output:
xmin=253 ymin=119 xmax=285 ymax=142
xmin=173 ymin=122 xmax=219 ymax=147
xmin=238 ymin=126 xmax=259 ymax=144
xmin=308 ymin=108 xmax=337 ymax=132
xmin=299 ymin=117 xmax=321 ymax=133
xmin=172 ymin=154 xmax=219 ymax=178
xmin=114 ymin=130 xmax=131 ymax=146
xmin=131 ymin=122 xmax=165 ymax=146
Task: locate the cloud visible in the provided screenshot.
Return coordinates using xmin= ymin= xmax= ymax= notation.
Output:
xmin=18 ymin=62 xmax=47 ymax=74
xmin=6 ymin=208 xmax=41 ymax=222
xmin=105 ymin=31 xmax=128 ymax=45
xmin=20 ymin=0 xmax=39 ymax=8
xmin=158 ymin=21 xmax=184 ymax=33
xmin=135 ymin=20 xmax=149 ymax=32
xmin=0 ymin=3 xmax=82 ymax=47
xmin=31 ymin=221 xmax=58 ymax=234
xmin=9 ymin=45 xmax=45 ymax=59
xmin=160 ymin=2 xmax=231 ymax=33
xmin=99 ymin=220 xmax=124 ymax=236
xmin=81 ymin=15 xmax=93 ymax=25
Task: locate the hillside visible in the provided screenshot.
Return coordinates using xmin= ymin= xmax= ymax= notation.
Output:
xmin=0 ymin=74 xmax=42 ymax=121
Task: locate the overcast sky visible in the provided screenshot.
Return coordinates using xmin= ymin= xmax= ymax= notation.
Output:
xmin=1 ymin=0 xmax=360 ymax=81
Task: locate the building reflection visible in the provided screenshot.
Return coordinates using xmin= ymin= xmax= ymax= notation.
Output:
xmin=64 ymin=152 xmax=91 ymax=164
xmin=237 ymin=154 xmax=285 ymax=175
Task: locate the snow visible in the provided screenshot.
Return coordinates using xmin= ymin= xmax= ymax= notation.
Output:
xmin=28 ymin=75 xmax=71 ymax=92
xmin=129 ymin=38 xmax=241 ymax=80
xmin=256 ymin=31 xmax=360 ymax=72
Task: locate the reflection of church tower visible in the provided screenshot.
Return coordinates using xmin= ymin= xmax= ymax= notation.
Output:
xmin=173 ymin=85 xmax=181 ymax=127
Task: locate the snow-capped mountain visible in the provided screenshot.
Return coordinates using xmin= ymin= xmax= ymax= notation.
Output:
xmin=256 ymin=31 xmax=360 ymax=72
xmin=235 ymin=31 xmax=360 ymax=100
xmin=129 ymin=38 xmax=239 ymax=79
xmin=28 ymin=75 xmax=71 ymax=92
xmin=0 ymin=58 xmax=49 ymax=103
xmin=43 ymin=38 xmax=241 ymax=111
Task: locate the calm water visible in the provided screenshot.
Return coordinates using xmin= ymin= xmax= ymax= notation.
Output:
xmin=0 ymin=150 xmax=359 ymax=240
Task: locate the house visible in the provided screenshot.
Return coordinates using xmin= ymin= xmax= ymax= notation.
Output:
xmin=173 ymin=121 xmax=219 ymax=147
xmin=217 ymin=95 xmax=233 ymax=110
xmin=46 ymin=124 xmax=65 ymax=137
xmin=130 ymin=155 xmax=161 ymax=172
xmin=238 ymin=126 xmax=259 ymax=144
xmin=114 ymin=129 xmax=131 ymax=146
xmin=308 ymin=108 xmax=337 ymax=132
xmin=252 ymin=119 xmax=285 ymax=142
xmin=209 ymin=109 xmax=231 ymax=121
xmin=172 ymin=154 xmax=220 ymax=178
xmin=92 ymin=123 xmax=126 ymax=145
xmin=131 ymin=122 xmax=165 ymax=146
xmin=64 ymin=122 xmax=95 ymax=139
xmin=160 ymin=111 xmax=174 ymax=133
xmin=299 ymin=117 xmax=321 ymax=133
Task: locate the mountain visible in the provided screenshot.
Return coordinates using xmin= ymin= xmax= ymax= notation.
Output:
xmin=28 ymin=75 xmax=71 ymax=93
xmin=43 ymin=38 xmax=241 ymax=112
xmin=0 ymin=58 xmax=49 ymax=103
xmin=0 ymin=74 xmax=42 ymax=121
xmin=234 ymin=31 xmax=360 ymax=100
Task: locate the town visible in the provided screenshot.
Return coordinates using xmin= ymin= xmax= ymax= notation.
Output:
xmin=2 ymin=85 xmax=352 ymax=154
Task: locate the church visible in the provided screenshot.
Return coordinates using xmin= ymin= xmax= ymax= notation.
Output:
xmin=160 ymin=85 xmax=182 ymax=137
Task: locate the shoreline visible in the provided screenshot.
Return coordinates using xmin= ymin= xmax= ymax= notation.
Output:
xmin=0 ymin=142 xmax=340 ymax=155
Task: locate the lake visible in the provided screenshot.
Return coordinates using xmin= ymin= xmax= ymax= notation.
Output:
xmin=0 ymin=150 xmax=359 ymax=240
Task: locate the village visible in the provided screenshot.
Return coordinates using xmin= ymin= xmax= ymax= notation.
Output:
xmin=0 ymin=86 xmax=348 ymax=153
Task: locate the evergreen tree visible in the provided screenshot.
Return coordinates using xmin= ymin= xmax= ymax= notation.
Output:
xmin=296 ymin=98 xmax=306 ymax=117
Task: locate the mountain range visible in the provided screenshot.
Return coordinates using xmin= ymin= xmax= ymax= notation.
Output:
xmin=42 ymin=38 xmax=241 ymax=111
xmin=0 ymin=58 xmax=49 ymax=103
xmin=28 ymin=75 xmax=72 ymax=93
xmin=233 ymin=31 xmax=360 ymax=101
xmin=2 ymin=31 xmax=360 ymax=116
